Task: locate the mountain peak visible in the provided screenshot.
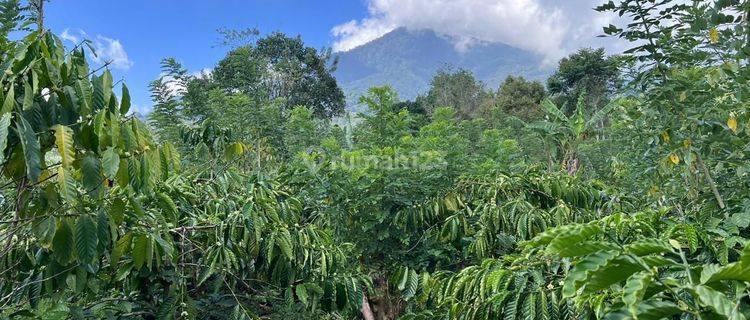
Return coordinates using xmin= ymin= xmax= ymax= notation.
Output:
xmin=334 ymin=27 xmax=552 ymax=108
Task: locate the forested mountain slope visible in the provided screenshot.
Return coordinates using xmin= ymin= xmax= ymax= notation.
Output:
xmin=334 ymin=27 xmax=551 ymax=106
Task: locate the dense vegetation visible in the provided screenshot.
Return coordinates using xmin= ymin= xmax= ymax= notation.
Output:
xmin=1 ymin=0 xmax=750 ymax=319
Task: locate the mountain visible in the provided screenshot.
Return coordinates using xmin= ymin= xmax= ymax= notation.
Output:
xmin=334 ymin=27 xmax=552 ymax=109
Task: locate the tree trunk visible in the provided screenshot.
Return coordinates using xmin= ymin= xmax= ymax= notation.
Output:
xmin=368 ymin=276 xmax=404 ymax=320
xmin=361 ymin=292 xmax=375 ymax=320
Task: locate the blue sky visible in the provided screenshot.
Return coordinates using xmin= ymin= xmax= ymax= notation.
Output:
xmin=44 ymin=0 xmax=616 ymax=114
xmin=44 ymin=0 xmax=370 ymax=114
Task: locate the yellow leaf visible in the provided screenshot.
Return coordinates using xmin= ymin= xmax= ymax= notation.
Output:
xmin=727 ymin=117 xmax=738 ymax=134
xmin=669 ymin=153 xmax=680 ymax=165
xmin=709 ymin=28 xmax=719 ymax=44
xmin=668 ymin=239 xmax=682 ymax=250
xmin=661 ymin=131 xmax=670 ymax=143
xmin=678 ymin=91 xmax=687 ymax=102
xmin=648 ymin=185 xmax=660 ymax=196
xmin=54 ymin=125 xmax=75 ymax=168
xmin=683 ymin=139 xmax=692 ymax=148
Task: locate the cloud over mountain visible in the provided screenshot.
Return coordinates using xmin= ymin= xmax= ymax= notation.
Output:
xmin=331 ymin=0 xmax=615 ymax=62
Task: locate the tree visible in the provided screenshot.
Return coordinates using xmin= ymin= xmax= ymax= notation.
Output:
xmin=527 ymin=94 xmax=619 ymax=174
xmin=213 ymin=32 xmax=346 ymax=118
xmin=547 ymin=48 xmax=619 ymax=115
xmin=495 ymin=75 xmax=546 ymax=121
xmin=0 ymin=0 xmax=26 ymax=53
xmin=423 ymin=68 xmax=491 ymax=119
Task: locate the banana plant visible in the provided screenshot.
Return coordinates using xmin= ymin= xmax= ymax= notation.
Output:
xmin=526 ymin=92 xmax=619 ymax=174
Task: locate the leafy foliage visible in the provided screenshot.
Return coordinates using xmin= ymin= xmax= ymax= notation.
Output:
xmin=4 ymin=0 xmax=750 ymax=319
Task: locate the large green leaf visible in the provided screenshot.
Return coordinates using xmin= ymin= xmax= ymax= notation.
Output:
xmin=57 ymin=167 xmax=77 ymax=202
xmin=22 ymin=80 xmax=32 ymax=110
xmin=17 ymin=116 xmax=40 ymax=182
xmin=695 ymin=285 xmax=745 ymax=320
xmin=120 ymin=83 xmax=131 ymax=115
xmin=102 ymin=147 xmax=120 ymax=180
xmin=52 ymin=218 xmax=75 ymax=264
xmin=0 ymin=113 xmax=11 ymax=164
xmin=541 ymin=99 xmax=568 ymax=123
xmin=546 ymin=223 xmax=603 ymax=257
xmin=102 ymin=70 xmax=113 ymax=109
xmin=1 ymin=83 xmax=14 ymax=114
xmin=605 ymin=300 xmax=682 ymax=320
xmin=701 ymin=261 xmax=750 ymax=284
xmin=81 ymin=153 xmax=102 ymax=196
xmin=92 ymin=74 xmax=105 ymax=110
xmin=563 ymin=250 xmax=618 ymax=298
xmin=622 ymin=271 xmax=654 ymax=316
xmin=111 ymin=232 xmax=132 ymax=267
xmin=75 ymin=215 xmax=98 ymax=264
xmin=132 ymin=234 xmax=149 ymax=270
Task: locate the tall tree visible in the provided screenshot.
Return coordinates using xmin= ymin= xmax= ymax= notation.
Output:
xmin=547 ymin=48 xmax=619 ymax=113
xmin=148 ymin=58 xmax=188 ymax=143
xmin=213 ymin=32 xmax=346 ymax=118
xmin=495 ymin=75 xmax=547 ymax=121
xmin=423 ymin=68 xmax=491 ymax=120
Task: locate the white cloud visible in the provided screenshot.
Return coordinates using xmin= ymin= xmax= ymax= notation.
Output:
xmin=156 ymin=67 xmax=211 ymax=99
xmin=192 ymin=68 xmax=213 ymax=80
xmin=60 ymin=28 xmax=80 ymax=43
xmin=92 ymin=35 xmax=133 ymax=70
xmin=60 ymin=28 xmax=134 ymax=70
xmin=331 ymin=0 xmax=619 ymax=62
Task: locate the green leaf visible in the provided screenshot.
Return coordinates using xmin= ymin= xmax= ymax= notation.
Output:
xmin=1 ymin=83 xmax=14 ymax=114
xmin=695 ymin=285 xmax=745 ymax=320
xmin=622 ymin=271 xmax=653 ymax=316
xmin=17 ymin=116 xmax=40 ymax=182
xmin=92 ymin=75 xmax=105 ymax=110
xmin=541 ymin=99 xmax=568 ymax=123
xmin=102 ymin=70 xmax=113 ymax=109
xmin=120 ymin=83 xmax=130 ymax=115
xmin=111 ymin=232 xmax=132 ymax=267
xmin=81 ymin=153 xmax=102 ymax=196
xmin=0 ymin=113 xmax=12 ymax=164
xmin=54 ymin=124 xmax=75 ymax=168
xmin=156 ymin=192 xmax=178 ymax=223
xmin=296 ymin=284 xmax=309 ymax=306
xmin=75 ymin=215 xmax=98 ymax=264
xmin=198 ymin=249 xmax=219 ymax=285
xmin=277 ymin=229 xmax=294 ymax=261
xmin=606 ymin=300 xmax=681 ymax=320
xmin=52 ymin=218 xmax=75 ymax=264
xmin=563 ymin=251 xmax=617 ymax=298
xmin=586 ymin=98 xmax=619 ymax=129
xmin=102 ymin=147 xmax=120 ymax=180
xmin=57 ymin=167 xmax=77 ymax=202
xmin=547 ymin=223 xmax=603 ymax=257
xmin=702 ymin=262 xmax=750 ymax=284
xmin=397 ymin=267 xmax=409 ymax=291
xmin=404 ymin=269 xmax=419 ymax=300
xmin=22 ymin=80 xmax=32 ymax=110
xmin=624 ymin=240 xmax=672 ymax=256
xmin=132 ymin=234 xmax=149 ymax=270
xmin=155 ymin=294 xmax=175 ymax=320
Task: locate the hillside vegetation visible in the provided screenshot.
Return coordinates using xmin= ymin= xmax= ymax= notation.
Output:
xmin=1 ymin=0 xmax=750 ymax=319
